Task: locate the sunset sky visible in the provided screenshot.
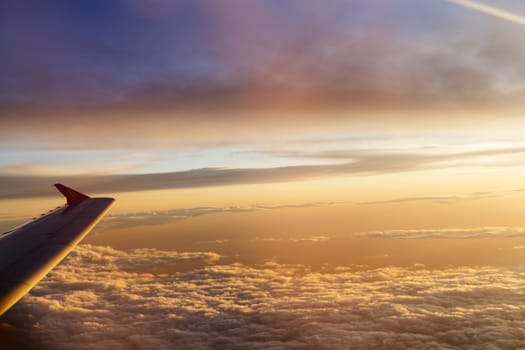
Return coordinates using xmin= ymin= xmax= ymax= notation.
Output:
xmin=2 ymin=1 xmax=525 ymax=349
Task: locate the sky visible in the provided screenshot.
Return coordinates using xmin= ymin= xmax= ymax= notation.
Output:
xmin=2 ymin=0 xmax=525 ymax=349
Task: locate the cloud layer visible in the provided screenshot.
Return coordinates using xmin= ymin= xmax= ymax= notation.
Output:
xmin=360 ymin=226 xmax=525 ymax=239
xmin=102 ymin=202 xmax=334 ymax=229
xmin=2 ymin=1 xmax=525 ymax=151
xmin=2 ymin=244 xmax=525 ymax=349
xmin=2 ymin=146 xmax=525 ymax=199
xmin=2 ymin=0 xmax=525 ymax=112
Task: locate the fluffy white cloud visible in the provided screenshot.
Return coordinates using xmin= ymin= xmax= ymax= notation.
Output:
xmin=2 ymin=244 xmax=525 ymax=350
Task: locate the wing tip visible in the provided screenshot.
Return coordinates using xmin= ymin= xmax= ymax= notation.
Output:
xmin=54 ymin=184 xmax=90 ymax=207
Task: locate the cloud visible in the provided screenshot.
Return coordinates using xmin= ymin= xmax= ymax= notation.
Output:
xmin=2 ymin=147 xmax=525 ymax=199
xmin=447 ymin=0 xmax=525 ymax=27
xmin=360 ymin=226 xmax=525 ymax=239
xmin=103 ymin=202 xmax=336 ymax=229
xmin=2 ymin=244 xmax=525 ymax=349
xmin=256 ymin=236 xmax=331 ymax=243
xmin=272 ymin=146 xmax=525 ymax=161
xmin=103 ymin=207 xmax=256 ymax=229
xmin=3 ymin=1 xmax=525 ymax=151
xmin=358 ymin=191 xmax=499 ymax=205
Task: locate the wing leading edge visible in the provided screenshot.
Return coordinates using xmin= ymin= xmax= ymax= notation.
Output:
xmin=0 ymin=184 xmax=114 ymax=316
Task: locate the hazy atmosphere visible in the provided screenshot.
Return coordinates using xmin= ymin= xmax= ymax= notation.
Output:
xmin=2 ymin=0 xmax=525 ymax=349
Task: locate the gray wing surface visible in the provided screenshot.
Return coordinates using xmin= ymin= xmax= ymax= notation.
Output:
xmin=0 ymin=184 xmax=114 ymax=316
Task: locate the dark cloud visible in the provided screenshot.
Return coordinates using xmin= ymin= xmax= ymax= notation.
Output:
xmin=2 ymin=146 xmax=525 ymax=199
xmin=2 ymin=0 xmax=525 ymax=139
xmin=2 ymin=244 xmax=525 ymax=349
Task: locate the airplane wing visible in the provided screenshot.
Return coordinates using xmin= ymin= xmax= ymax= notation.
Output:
xmin=0 ymin=184 xmax=114 ymax=316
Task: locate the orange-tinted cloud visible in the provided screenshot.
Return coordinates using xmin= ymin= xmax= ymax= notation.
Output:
xmin=3 ymin=244 xmax=525 ymax=349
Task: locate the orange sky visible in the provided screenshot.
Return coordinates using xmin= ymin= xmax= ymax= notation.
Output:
xmin=2 ymin=0 xmax=525 ymax=269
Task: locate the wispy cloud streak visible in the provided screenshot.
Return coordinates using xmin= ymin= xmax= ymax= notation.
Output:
xmin=360 ymin=226 xmax=525 ymax=239
xmin=2 ymin=146 xmax=525 ymax=199
xmin=448 ymin=0 xmax=525 ymax=26
xmin=102 ymin=202 xmax=335 ymax=229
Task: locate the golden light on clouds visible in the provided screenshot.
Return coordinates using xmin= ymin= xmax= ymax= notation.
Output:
xmin=4 ymin=1 xmax=525 ymax=348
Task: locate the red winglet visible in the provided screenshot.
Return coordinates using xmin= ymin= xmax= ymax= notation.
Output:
xmin=54 ymin=184 xmax=90 ymax=207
